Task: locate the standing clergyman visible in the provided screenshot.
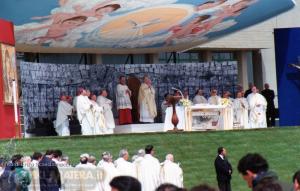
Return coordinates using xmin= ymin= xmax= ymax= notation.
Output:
xmin=233 ymin=91 xmax=249 ymax=129
xmin=138 ymin=75 xmax=157 ymax=123
xmin=76 ymin=88 xmax=93 ymax=135
xmin=55 ymin=95 xmax=73 ymax=136
xmin=116 ymin=76 xmax=132 ymax=125
xmin=193 ymin=89 xmax=207 ymax=104
xmin=247 ymin=86 xmax=267 ymax=128
xmin=97 ymin=89 xmax=115 ymax=134
xmin=208 ymin=89 xmax=222 ymax=105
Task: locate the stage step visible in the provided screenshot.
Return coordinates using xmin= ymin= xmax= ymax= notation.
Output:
xmin=114 ymin=123 xmax=164 ymax=134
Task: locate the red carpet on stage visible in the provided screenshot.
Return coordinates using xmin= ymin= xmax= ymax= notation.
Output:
xmin=0 ymin=19 xmax=20 ymax=139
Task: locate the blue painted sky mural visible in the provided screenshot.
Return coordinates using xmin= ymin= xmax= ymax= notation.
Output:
xmin=0 ymin=0 xmax=296 ymax=53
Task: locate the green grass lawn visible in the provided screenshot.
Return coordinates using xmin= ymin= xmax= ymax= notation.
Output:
xmin=1 ymin=127 xmax=300 ymax=190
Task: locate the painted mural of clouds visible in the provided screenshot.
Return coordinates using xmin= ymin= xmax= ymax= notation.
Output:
xmin=49 ymin=16 xmax=109 ymax=47
xmin=209 ymin=19 xmax=237 ymax=33
xmin=118 ymin=0 xmax=178 ymax=11
xmin=15 ymin=22 xmax=51 ymax=45
xmin=117 ymin=33 xmax=171 ymax=48
xmin=51 ymin=0 xmax=178 ymax=15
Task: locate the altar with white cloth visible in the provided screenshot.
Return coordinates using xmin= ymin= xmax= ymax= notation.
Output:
xmin=164 ymin=104 xmax=233 ymax=131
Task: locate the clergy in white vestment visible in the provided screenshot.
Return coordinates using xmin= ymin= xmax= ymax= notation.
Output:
xmin=222 ymin=91 xmax=234 ymax=130
xmin=114 ymin=149 xmax=136 ymax=178
xmin=75 ymin=154 xmax=102 ymax=191
xmin=208 ymin=89 xmax=222 ymax=105
xmin=233 ymin=92 xmax=249 ymax=129
xmin=98 ymin=152 xmax=120 ymax=191
xmin=138 ymin=75 xmax=157 ymax=123
xmin=55 ymin=95 xmax=73 ymax=136
xmin=90 ymin=94 xmax=106 ymax=135
xmin=88 ymin=155 xmax=97 ymax=166
xmin=193 ymin=89 xmax=208 ymax=104
xmin=26 ymin=152 xmax=42 ymax=191
xmin=73 ymin=89 xmax=82 ymax=112
xmin=247 ymin=86 xmax=268 ymax=128
xmin=97 ymin=89 xmax=115 ymax=134
xmin=76 ymin=89 xmax=94 ymax=135
xmin=139 ymin=145 xmax=161 ymax=191
xmin=116 ymin=76 xmax=133 ymax=125
xmin=133 ymin=149 xmax=145 ymax=183
xmin=160 ymin=154 xmax=183 ymax=188
xmin=161 ymin=93 xmax=170 ymax=122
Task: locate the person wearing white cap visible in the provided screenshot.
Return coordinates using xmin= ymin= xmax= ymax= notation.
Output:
xmin=76 ymin=153 xmax=90 ymax=168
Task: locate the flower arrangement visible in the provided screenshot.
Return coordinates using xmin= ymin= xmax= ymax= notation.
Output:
xmin=179 ymin=98 xmax=192 ymax=107
xmin=221 ymin=98 xmax=232 ymax=107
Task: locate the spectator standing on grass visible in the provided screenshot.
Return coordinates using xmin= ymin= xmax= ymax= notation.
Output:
xmin=110 ymin=176 xmax=142 ymax=191
xmin=237 ymin=153 xmax=292 ymax=191
xmin=190 ymin=184 xmax=217 ymax=191
xmin=155 ymin=183 xmax=186 ymax=191
xmin=214 ymin=147 xmax=232 ymax=191
xmin=293 ymin=170 xmax=300 ymax=191
xmin=39 ymin=150 xmax=61 ymax=191
xmin=11 ymin=154 xmax=31 ymax=191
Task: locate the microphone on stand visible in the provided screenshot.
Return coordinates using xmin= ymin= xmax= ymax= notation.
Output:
xmin=171 ymin=87 xmax=183 ymax=98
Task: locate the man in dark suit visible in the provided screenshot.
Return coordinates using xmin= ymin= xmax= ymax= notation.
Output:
xmin=261 ymin=83 xmax=275 ymax=127
xmin=214 ymin=147 xmax=233 ymax=191
xmin=39 ymin=150 xmax=61 ymax=191
xmin=244 ymin=83 xmax=254 ymax=98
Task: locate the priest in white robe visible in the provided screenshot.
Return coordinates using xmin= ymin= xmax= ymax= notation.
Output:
xmin=208 ymin=89 xmax=222 ymax=105
xmin=76 ymin=89 xmax=93 ymax=135
xmin=160 ymin=154 xmax=183 ymax=188
xmin=139 ymin=145 xmax=161 ymax=191
xmin=116 ymin=76 xmax=133 ymax=125
xmin=133 ymin=149 xmax=145 ymax=183
xmin=247 ymin=86 xmax=268 ymax=128
xmin=114 ymin=149 xmax=136 ymax=178
xmin=138 ymin=75 xmax=157 ymax=123
xmin=97 ymin=89 xmax=115 ymax=134
xmin=193 ymin=89 xmax=208 ymax=104
xmin=222 ymin=91 xmax=234 ymax=130
xmin=233 ymin=91 xmax=249 ymax=129
xmin=98 ymin=152 xmax=120 ymax=191
xmin=90 ymin=94 xmax=106 ymax=135
xmin=75 ymin=154 xmax=102 ymax=191
xmin=73 ymin=88 xmax=82 ymax=112
xmin=55 ymin=95 xmax=73 ymax=136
